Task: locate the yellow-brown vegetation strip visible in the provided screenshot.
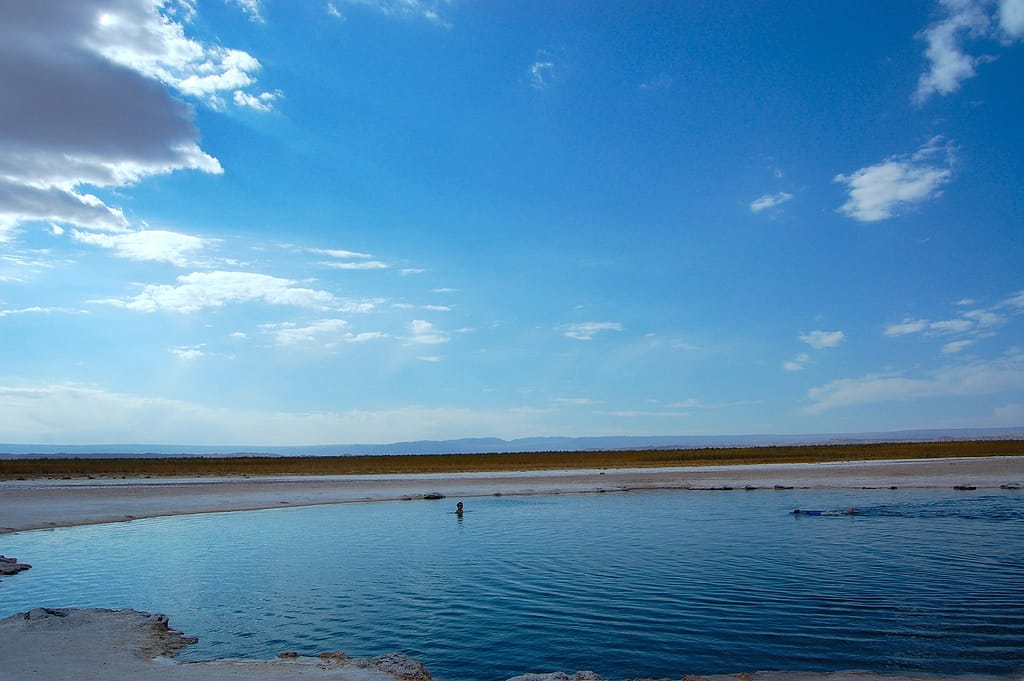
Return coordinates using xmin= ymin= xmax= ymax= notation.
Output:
xmin=0 ymin=439 xmax=1021 ymax=480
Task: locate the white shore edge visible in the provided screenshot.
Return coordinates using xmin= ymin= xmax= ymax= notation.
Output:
xmin=1 ymin=456 xmax=1022 ymax=681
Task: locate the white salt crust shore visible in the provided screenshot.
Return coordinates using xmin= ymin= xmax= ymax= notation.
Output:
xmin=2 ymin=455 xmax=1023 ymax=535
xmin=1 ymin=457 xmax=1022 ymax=681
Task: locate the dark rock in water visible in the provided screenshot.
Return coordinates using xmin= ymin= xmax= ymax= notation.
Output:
xmin=508 ymin=673 xmax=606 ymax=681
xmin=423 ymin=492 xmax=445 ymax=500
xmin=774 ymin=484 xmax=793 ymax=490
xmin=0 ymin=555 xmax=31 ymax=580
xmin=953 ymin=484 xmax=976 ymax=490
xmin=355 ymin=652 xmax=433 ymax=681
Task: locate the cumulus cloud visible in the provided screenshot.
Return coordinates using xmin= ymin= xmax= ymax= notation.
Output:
xmin=914 ymin=0 xmax=1024 ymax=104
xmin=0 ymin=0 xmax=275 ymax=240
xmin=564 ymin=322 xmax=624 ymax=341
xmin=750 ymin=192 xmax=793 ymax=214
xmin=800 ymin=330 xmax=846 ymax=349
xmin=102 ymin=271 xmax=360 ymax=313
xmin=834 ymin=138 xmax=954 ymax=222
xmin=806 ymin=350 xmax=1024 ymax=413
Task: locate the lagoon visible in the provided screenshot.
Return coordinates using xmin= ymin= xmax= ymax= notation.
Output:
xmin=1 ymin=487 xmax=1022 ymax=680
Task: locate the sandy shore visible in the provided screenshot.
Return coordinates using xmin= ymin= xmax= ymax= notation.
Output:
xmin=2 ymin=455 xmax=1023 ymax=535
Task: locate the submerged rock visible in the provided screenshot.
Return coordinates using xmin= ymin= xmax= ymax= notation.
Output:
xmin=0 ymin=555 xmax=32 ymax=580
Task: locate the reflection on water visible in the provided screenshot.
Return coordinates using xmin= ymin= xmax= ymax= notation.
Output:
xmin=1 ymin=488 xmax=1022 ymax=680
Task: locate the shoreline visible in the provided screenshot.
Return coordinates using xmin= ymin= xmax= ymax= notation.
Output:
xmin=2 ymin=457 xmax=1022 ymax=681
xmin=2 ymin=455 xmax=1022 ymax=535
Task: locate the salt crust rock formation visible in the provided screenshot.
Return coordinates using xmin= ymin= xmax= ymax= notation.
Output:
xmin=0 ymin=608 xmax=1014 ymax=681
xmin=0 ymin=607 xmax=432 ymax=681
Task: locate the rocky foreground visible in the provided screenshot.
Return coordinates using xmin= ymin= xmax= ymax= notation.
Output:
xmin=0 ymin=608 xmax=1014 ymax=681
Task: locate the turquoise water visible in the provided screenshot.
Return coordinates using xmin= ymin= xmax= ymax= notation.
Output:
xmin=1 ymin=488 xmax=1022 ymax=680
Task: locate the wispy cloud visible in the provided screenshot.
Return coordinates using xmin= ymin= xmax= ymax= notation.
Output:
xmin=0 ymin=306 xmax=88 ymax=318
xmin=230 ymin=0 xmax=264 ymax=22
xmin=170 ymin=345 xmax=206 ymax=360
xmin=409 ymin=319 xmax=449 ymax=344
xmin=884 ymin=290 xmax=1020 ymax=342
xmin=309 ymin=247 xmax=388 ymax=270
xmin=834 ymin=138 xmax=954 ymax=222
xmin=806 ymin=350 xmax=1024 ymax=413
xmin=71 ymin=229 xmax=217 ymax=267
xmin=334 ymin=0 xmax=452 ymax=27
xmin=784 ymin=330 xmax=844 ymax=371
xmin=800 ymin=330 xmax=846 ymax=349
xmin=750 ymin=192 xmax=793 ymax=214
xmin=783 ymin=353 xmax=810 ymax=372
xmin=564 ymin=322 xmax=623 ymax=341
xmin=528 ymin=51 xmax=556 ymax=89
xmin=101 ymin=271 xmax=371 ymax=314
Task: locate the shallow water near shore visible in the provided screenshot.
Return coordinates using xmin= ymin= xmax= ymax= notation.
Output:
xmin=2 ymin=487 xmax=1023 ymax=680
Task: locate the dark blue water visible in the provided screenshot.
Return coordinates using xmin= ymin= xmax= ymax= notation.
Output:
xmin=2 ymin=488 xmax=1022 ymax=680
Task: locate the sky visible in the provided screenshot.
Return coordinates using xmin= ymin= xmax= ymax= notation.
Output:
xmin=1 ymin=0 xmax=1023 ymax=446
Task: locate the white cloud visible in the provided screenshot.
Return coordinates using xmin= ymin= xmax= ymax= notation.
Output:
xmin=885 ymin=318 xmax=930 ymax=336
xmin=409 ymin=319 xmax=449 ymax=344
xmin=529 ymin=61 xmax=555 ymax=89
xmin=0 ymin=306 xmax=88 ymax=318
xmin=103 ymin=271 xmax=353 ymax=313
xmin=565 ymin=322 xmax=624 ymax=341
xmin=1002 ymin=0 xmax=1024 ymax=36
xmin=327 ymin=3 xmax=345 ymax=20
xmin=806 ymin=351 xmax=1024 ymax=413
xmin=309 ymin=247 xmax=386 ymax=270
xmin=834 ymin=138 xmax=954 ymax=222
xmin=309 ymin=248 xmax=374 ymax=259
xmin=262 ymin=319 xmax=349 ymax=346
xmin=914 ymin=0 xmax=992 ymax=104
xmin=914 ymin=0 xmax=1024 ymax=104
xmin=234 ymin=89 xmax=281 ymax=111
xmin=71 ymin=228 xmax=214 ymax=266
xmin=320 ymin=260 xmax=389 ymax=270
xmin=0 ymin=383 xmax=559 ymax=445
xmin=87 ymin=5 xmax=270 ymax=107
xmin=784 ymin=353 xmax=810 ymax=372
xmin=942 ymin=339 xmax=974 ymax=354
xmin=750 ymin=192 xmax=793 ymax=213
xmin=230 ymin=0 xmax=264 ymax=22
xmin=334 ymin=0 xmax=452 ymax=27
xmin=170 ymin=345 xmax=205 ymax=360
xmin=800 ymin=330 xmax=846 ymax=349
xmin=885 ymin=293 xmax=1018 ymax=342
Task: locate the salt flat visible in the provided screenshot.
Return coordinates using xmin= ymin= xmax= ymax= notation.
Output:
xmin=2 ymin=456 xmax=1022 ymax=534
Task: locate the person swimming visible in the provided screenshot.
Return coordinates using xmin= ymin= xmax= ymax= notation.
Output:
xmin=455 ymin=501 xmax=464 ymax=516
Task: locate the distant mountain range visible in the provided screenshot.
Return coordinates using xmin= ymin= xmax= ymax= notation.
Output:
xmin=1 ymin=427 xmax=1022 ymax=458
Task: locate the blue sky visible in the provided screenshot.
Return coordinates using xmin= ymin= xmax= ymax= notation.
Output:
xmin=1 ymin=0 xmax=1022 ymax=446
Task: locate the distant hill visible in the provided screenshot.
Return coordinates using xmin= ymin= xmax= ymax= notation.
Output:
xmin=0 ymin=427 xmax=1022 ymax=458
